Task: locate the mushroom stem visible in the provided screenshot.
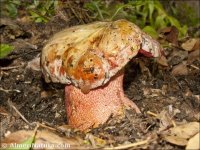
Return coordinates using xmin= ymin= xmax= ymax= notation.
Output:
xmin=65 ymin=71 xmax=140 ymax=131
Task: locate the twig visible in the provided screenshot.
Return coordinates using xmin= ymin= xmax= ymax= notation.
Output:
xmin=144 ymin=124 xmax=155 ymax=133
xmin=172 ymin=120 xmax=176 ymax=127
xmin=37 ymin=122 xmax=57 ymax=131
xmin=7 ymin=100 xmax=66 ymax=132
xmin=147 ymin=111 xmax=158 ymax=117
xmin=0 ymin=65 xmax=24 ymax=71
xmin=189 ymin=64 xmax=200 ymax=70
xmin=7 ymin=99 xmax=32 ymax=125
xmin=104 ymin=140 xmax=148 ymax=150
xmin=0 ymin=87 xmax=21 ymax=93
xmin=172 ymin=75 xmax=183 ymax=90
xmin=162 ymin=43 xmax=186 ymax=51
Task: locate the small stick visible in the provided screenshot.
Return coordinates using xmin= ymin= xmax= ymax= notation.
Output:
xmin=171 ymin=120 xmax=177 ymax=127
xmin=7 ymin=100 xmax=65 ymax=132
xmin=147 ymin=111 xmax=158 ymax=117
xmin=0 ymin=87 xmax=21 ymax=93
xmin=0 ymin=65 xmax=23 ymax=71
xmin=37 ymin=123 xmax=57 ymax=131
xmin=104 ymin=140 xmax=148 ymax=150
xmin=7 ymin=99 xmax=31 ymax=125
xmin=189 ymin=64 xmax=200 ymax=70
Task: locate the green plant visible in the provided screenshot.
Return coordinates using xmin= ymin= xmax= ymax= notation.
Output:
xmin=167 ymin=2 xmax=199 ymax=27
xmin=5 ymin=125 xmax=38 ymax=150
xmin=0 ymin=44 xmax=14 ymax=59
xmin=1 ymin=0 xmax=58 ymax=23
xmin=0 ymin=0 xmax=21 ymax=18
xmin=84 ymin=0 xmax=188 ymax=37
xmin=27 ymin=0 xmax=58 ymax=23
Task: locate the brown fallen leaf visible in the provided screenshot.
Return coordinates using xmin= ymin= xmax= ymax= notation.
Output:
xmin=161 ymin=122 xmax=199 ymax=146
xmin=158 ymin=109 xmax=175 ymax=132
xmin=1 ymin=130 xmax=85 ymax=149
xmin=26 ymin=56 xmax=41 ymax=71
xmin=181 ymin=38 xmax=200 ymax=51
xmin=159 ymin=26 xmax=179 ymax=45
xmin=156 ymin=55 xmax=168 ymax=67
xmin=192 ymin=38 xmax=200 ymax=50
xmin=0 ymin=106 xmax=9 ymax=116
xmin=163 ymin=135 xmax=188 ymax=146
xmin=171 ymin=62 xmax=188 ymax=76
xmin=186 ymin=133 xmax=200 ymax=150
xmin=187 ymin=49 xmax=200 ymax=64
xmin=86 ymin=133 xmax=107 ymax=147
xmin=168 ymin=50 xmax=188 ymax=66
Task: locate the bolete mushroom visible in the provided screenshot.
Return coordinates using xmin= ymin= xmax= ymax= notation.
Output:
xmin=41 ymin=19 xmax=163 ymax=131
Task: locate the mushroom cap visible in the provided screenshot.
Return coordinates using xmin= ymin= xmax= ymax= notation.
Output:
xmin=41 ymin=19 xmax=162 ymax=91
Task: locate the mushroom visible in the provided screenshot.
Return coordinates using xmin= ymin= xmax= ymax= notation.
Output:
xmin=41 ymin=19 xmax=163 ymax=131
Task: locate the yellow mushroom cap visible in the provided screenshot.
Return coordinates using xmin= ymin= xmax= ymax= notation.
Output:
xmin=41 ymin=19 xmax=162 ymax=91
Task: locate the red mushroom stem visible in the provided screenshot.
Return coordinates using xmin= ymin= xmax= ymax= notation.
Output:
xmin=65 ymin=71 xmax=140 ymax=131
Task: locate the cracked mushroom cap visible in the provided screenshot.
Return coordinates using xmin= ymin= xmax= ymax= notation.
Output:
xmin=41 ymin=19 xmax=162 ymax=92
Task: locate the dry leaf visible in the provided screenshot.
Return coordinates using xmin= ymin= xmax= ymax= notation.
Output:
xmin=160 ymin=26 xmax=179 ymax=45
xmin=94 ymin=136 xmax=107 ymax=147
xmin=2 ymin=130 xmax=85 ymax=149
xmin=187 ymin=49 xmax=200 ymax=64
xmin=142 ymin=87 xmax=163 ymax=97
xmin=158 ymin=110 xmax=174 ymax=132
xmin=169 ymin=122 xmax=199 ymax=138
xmin=171 ymin=63 xmax=188 ymax=76
xmin=26 ymin=56 xmax=41 ymax=71
xmin=168 ymin=50 xmax=188 ymax=66
xmin=163 ymin=136 xmax=188 ymax=146
xmin=0 ymin=106 xmax=9 ymax=116
xmin=192 ymin=38 xmax=200 ymax=50
xmin=186 ymin=133 xmax=200 ymax=150
xmin=162 ymin=122 xmax=199 ymax=146
xmin=2 ymin=130 xmax=30 ymax=144
xmin=181 ymin=38 xmax=200 ymax=51
xmin=86 ymin=133 xmax=107 ymax=147
xmin=156 ymin=55 xmax=168 ymax=66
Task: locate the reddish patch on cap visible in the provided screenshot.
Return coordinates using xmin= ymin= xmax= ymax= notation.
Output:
xmin=139 ymin=49 xmax=153 ymax=57
xmin=59 ymin=66 xmax=65 ymax=76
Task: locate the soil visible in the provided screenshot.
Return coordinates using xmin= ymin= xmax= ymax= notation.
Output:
xmin=0 ymin=2 xmax=199 ymax=150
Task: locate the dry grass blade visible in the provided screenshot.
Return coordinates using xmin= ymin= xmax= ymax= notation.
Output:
xmin=104 ymin=140 xmax=148 ymax=150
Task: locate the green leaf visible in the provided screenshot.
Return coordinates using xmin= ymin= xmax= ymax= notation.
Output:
xmin=6 ymin=136 xmax=35 ymax=150
xmin=12 ymin=0 xmax=21 ymax=5
xmin=154 ymin=0 xmax=165 ymax=15
xmin=168 ymin=16 xmax=181 ymax=28
xmin=143 ymin=26 xmax=158 ymax=39
xmin=35 ymin=17 xmax=43 ymax=23
xmin=0 ymin=44 xmax=14 ymax=58
xmin=148 ymin=2 xmax=154 ymax=24
xmin=33 ymin=0 xmax=40 ymax=7
xmin=5 ymin=124 xmax=38 ymax=150
xmin=155 ymin=15 xmax=166 ymax=29
xmin=110 ymin=4 xmax=133 ymax=20
xmin=6 ymin=3 xmax=18 ymax=18
xmin=179 ymin=25 xmax=188 ymax=37
xmin=29 ymin=11 xmax=48 ymax=23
